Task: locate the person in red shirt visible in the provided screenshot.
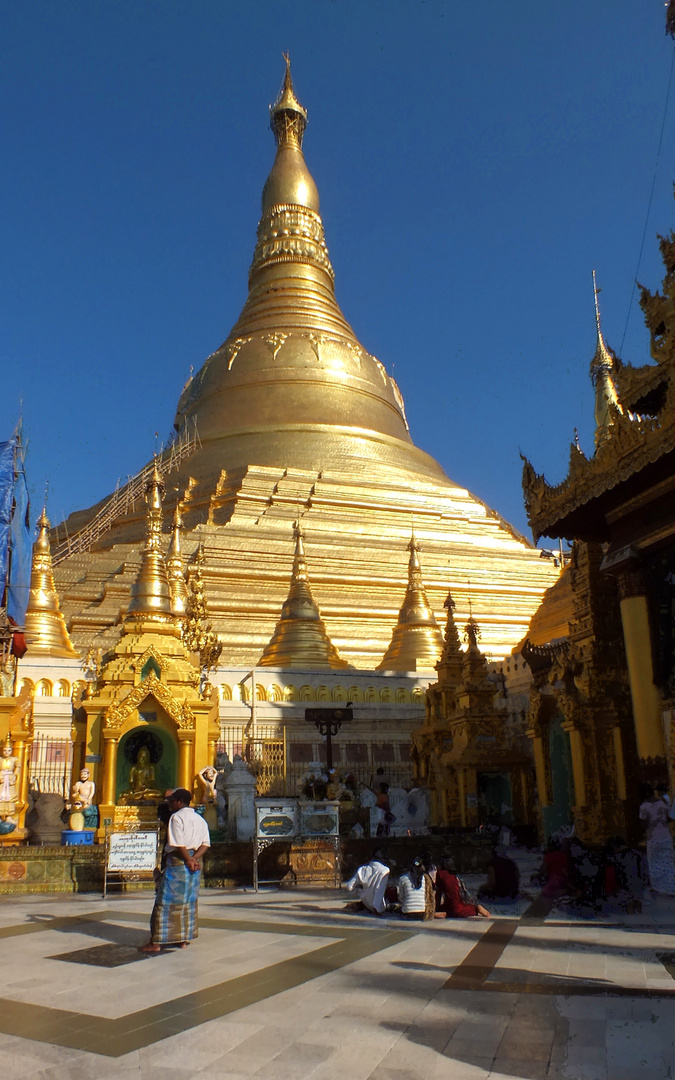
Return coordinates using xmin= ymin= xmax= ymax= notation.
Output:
xmin=435 ymin=856 xmax=490 ymax=918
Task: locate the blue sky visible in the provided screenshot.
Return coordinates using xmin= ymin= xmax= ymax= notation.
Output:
xmin=1 ymin=1 xmax=674 ymax=541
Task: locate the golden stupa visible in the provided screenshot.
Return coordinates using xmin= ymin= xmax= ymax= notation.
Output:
xmin=54 ymin=60 xmax=557 ymax=666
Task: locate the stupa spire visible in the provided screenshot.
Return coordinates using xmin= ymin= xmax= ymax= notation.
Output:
xmin=23 ymin=508 xmax=79 ymax=657
xmin=126 ymin=461 xmax=173 ymax=622
xmin=590 ymin=270 xmax=622 ymax=450
xmin=166 ymin=502 xmax=188 ymax=617
xmin=378 ymin=532 xmax=444 ymax=671
xmin=258 ymin=525 xmax=348 ymax=669
xmin=269 ymin=54 xmax=308 ymax=150
xmin=436 ymin=588 xmax=463 ymax=689
xmin=173 ymin=61 xmax=413 ymax=460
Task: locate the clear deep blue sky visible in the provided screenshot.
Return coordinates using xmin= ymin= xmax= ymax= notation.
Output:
xmin=1 ymin=1 xmax=674 ymax=541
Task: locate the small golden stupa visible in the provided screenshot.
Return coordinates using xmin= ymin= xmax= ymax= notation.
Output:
xmin=55 ymin=60 xmax=558 ymax=666
xmin=258 ymin=526 xmax=348 ymax=670
xmin=24 ymin=510 xmax=79 ymax=659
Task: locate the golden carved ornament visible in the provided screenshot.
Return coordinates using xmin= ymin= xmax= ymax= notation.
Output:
xmin=103 ymin=672 xmax=196 ymax=732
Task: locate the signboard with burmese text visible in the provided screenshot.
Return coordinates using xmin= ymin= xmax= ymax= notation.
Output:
xmin=107 ymin=829 xmax=158 ymax=872
xmin=255 ymin=800 xmax=298 ymax=839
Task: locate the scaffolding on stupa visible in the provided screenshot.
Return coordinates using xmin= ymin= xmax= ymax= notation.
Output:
xmin=52 ymin=420 xmax=200 ymax=566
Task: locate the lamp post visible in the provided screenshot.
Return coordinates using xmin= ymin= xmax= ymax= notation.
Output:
xmin=304 ymin=706 xmax=353 ymax=772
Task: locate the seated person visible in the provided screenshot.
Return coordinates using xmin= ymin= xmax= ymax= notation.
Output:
xmin=344 ymin=850 xmax=390 ymax=914
xmin=531 ymin=837 xmax=575 ymax=899
xmin=478 ymin=845 xmax=520 ymax=901
xmin=397 ymin=856 xmax=434 ymax=920
xmin=436 ymin=856 xmax=490 ymax=918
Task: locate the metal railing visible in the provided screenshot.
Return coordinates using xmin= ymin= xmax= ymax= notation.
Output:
xmin=52 ymin=420 xmax=200 ymax=565
xmin=29 ymin=735 xmax=73 ymax=797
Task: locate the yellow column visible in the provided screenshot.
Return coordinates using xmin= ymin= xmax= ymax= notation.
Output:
xmin=617 ymin=566 xmax=666 ymax=769
xmin=177 ymin=733 xmax=195 ymax=791
xmin=101 ymin=735 xmax=119 ymax=806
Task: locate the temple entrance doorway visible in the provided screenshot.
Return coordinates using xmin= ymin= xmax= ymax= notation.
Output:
xmin=478 ymin=771 xmax=513 ymax=826
xmin=116 ymin=724 xmax=177 ymax=803
xmin=542 ymin=714 xmax=574 ymax=839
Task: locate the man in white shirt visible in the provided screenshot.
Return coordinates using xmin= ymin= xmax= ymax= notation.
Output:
xmin=344 ymin=851 xmax=390 ymax=914
xmin=140 ymin=788 xmax=210 ymax=953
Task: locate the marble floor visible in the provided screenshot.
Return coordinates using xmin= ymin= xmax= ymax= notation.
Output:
xmin=0 ymin=882 xmax=674 ymax=1079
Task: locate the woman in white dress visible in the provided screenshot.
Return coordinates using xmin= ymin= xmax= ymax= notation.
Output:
xmin=639 ymin=784 xmax=675 ymax=895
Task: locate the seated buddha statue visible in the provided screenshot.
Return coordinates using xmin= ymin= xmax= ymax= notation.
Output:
xmin=119 ymin=747 xmax=163 ymax=804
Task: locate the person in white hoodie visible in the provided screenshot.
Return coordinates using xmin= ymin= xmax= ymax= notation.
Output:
xmin=344 ymin=850 xmax=390 ymax=914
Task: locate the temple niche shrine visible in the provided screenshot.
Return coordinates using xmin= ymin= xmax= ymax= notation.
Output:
xmin=0 ymin=62 xmax=559 ymax=878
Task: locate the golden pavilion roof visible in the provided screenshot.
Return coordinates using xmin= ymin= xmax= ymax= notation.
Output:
xmin=23 ymin=509 xmax=79 ymax=658
xmin=53 ymin=65 xmax=560 ymax=666
xmin=258 ymin=527 xmax=348 ymax=670
xmin=378 ymin=535 xmax=444 ymax=671
xmin=523 ymin=238 xmax=675 ymax=543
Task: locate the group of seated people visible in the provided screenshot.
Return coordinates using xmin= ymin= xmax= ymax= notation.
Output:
xmin=535 ymin=834 xmax=644 ymax=912
xmin=344 ymin=844 xmax=522 ymax=920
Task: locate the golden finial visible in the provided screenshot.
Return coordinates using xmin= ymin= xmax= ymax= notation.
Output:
xmin=589 ymin=271 xmax=622 ymax=450
xmin=166 ymin=502 xmax=188 ymax=617
xmin=258 ymin=526 xmax=348 ymax=669
xmin=261 ymin=56 xmax=319 ymax=215
xmin=23 ymin=507 xmax=79 ymax=657
xmin=436 ymin=581 xmax=463 ymax=687
xmin=126 ymin=461 xmax=173 ymax=621
xmin=378 ymin=531 xmax=444 ymax=671
xmin=270 ymin=53 xmax=307 ymax=148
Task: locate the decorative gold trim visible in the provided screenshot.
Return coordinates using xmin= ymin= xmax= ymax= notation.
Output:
xmin=103 ymin=672 xmax=195 ymax=732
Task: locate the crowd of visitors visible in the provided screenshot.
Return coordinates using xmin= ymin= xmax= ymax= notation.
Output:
xmin=344 ymin=846 xmax=524 ymax=920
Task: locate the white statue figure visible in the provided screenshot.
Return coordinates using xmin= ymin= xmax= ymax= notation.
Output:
xmin=357 ymin=784 xmax=383 ymax=838
xmin=0 ymin=735 xmax=20 ymax=823
xmin=67 ymin=767 xmax=98 ymax=829
xmin=224 ymin=754 xmax=257 ymax=841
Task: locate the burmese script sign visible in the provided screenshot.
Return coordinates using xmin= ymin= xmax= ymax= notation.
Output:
xmin=255 ymin=800 xmax=298 ymax=839
xmin=107 ymin=830 xmax=158 ymax=872
xmin=299 ymin=801 xmax=340 ymax=837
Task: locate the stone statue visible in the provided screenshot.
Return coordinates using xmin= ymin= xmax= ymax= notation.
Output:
xmin=119 ymin=746 xmax=162 ymax=803
xmin=214 ymin=749 xmax=232 ymax=829
xmin=0 ymin=735 xmax=20 ymax=823
xmin=224 ymin=754 xmax=257 ymax=841
xmin=67 ymin=768 xmax=98 ymax=829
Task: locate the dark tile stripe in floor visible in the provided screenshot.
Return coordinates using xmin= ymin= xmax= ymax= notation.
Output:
xmin=0 ymin=913 xmax=412 ymax=1057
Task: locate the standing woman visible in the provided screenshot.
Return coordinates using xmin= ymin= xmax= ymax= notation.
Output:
xmin=639 ymin=783 xmax=675 ymax=896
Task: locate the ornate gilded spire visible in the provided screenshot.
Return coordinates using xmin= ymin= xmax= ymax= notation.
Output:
xmin=23 ymin=508 xmax=79 ymax=657
xmin=181 ymin=547 xmax=222 ymax=670
xmin=269 ymin=54 xmax=308 ymax=149
xmin=258 ymin=525 xmax=348 ymax=669
xmin=436 ymin=588 xmax=463 ymax=689
xmin=173 ymin=60 xmax=413 ymax=470
xmin=590 ymin=271 xmax=622 ymax=450
xmin=126 ymin=462 xmax=173 ymax=622
xmin=262 ymin=55 xmax=319 ymax=217
xmin=378 ymin=533 xmax=444 ymax=671
xmin=166 ymin=503 xmax=188 ymax=617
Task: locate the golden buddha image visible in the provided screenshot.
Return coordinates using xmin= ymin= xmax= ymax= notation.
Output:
xmin=119 ymin=746 xmax=163 ymax=804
